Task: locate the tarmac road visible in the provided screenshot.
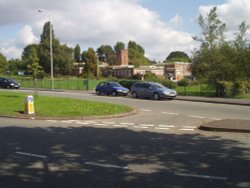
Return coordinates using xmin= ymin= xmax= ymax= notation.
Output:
xmin=0 ymin=89 xmax=250 ymax=188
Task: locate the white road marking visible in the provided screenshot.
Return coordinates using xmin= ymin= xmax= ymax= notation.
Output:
xmin=162 ymin=112 xmax=179 ymax=115
xmin=112 ymin=124 xmax=128 ymax=127
xmin=76 ymin=122 xmax=90 ymax=125
xmin=102 ymin=122 xmax=115 ymax=124
xmin=158 ymin=125 xmax=175 ymax=128
xmin=188 ymin=115 xmax=205 ymax=119
xmin=174 ymin=172 xmax=227 ymax=180
xmin=61 ymin=120 xmax=74 ymax=123
xmin=212 ymin=118 xmax=222 ymax=121
xmin=179 ymin=129 xmax=195 ymax=131
xmin=182 ymin=126 xmax=196 ymax=129
xmin=119 ymin=123 xmax=135 ymax=125
xmin=46 ymin=120 xmax=58 ymax=123
xmin=94 ymin=123 xmax=107 ymax=126
xmin=84 ymin=162 xmax=128 ymax=170
xmin=84 ymin=121 xmax=96 ymax=124
xmin=154 ymin=127 xmax=170 ymax=130
xmin=141 ymin=109 xmax=151 ymax=112
xmin=133 ymin=126 xmax=149 ymax=129
xmin=16 ymin=152 xmax=47 ymax=159
xmin=139 ymin=124 xmax=155 ymax=127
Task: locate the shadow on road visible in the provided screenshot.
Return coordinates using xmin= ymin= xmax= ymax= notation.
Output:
xmin=0 ymin=126 xmax=249 ymax=188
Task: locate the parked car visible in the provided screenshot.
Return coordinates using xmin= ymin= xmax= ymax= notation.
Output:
xmin=95 ymin=81 xmax=129 ymax=96
xmin=0 ymin=77 xmax=20 ymax=89
xmin=130 ymin=81 xmax=177 ymax=100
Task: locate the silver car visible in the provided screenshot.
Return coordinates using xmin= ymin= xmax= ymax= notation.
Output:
xmin=130 ymin=82 xmax=177 ymax=100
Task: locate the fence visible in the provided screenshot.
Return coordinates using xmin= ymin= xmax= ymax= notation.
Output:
xmin=17 ymin=78 xmax=101 ymax=91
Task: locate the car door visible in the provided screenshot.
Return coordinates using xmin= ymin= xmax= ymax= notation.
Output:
xmin=142 ymin=83 xmax=153 ymax=97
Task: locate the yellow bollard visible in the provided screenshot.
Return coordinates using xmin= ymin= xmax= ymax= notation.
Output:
xmin=24 ymin=95 xmax=35 ymax=114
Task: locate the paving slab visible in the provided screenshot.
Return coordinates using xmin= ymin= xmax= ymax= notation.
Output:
xmin=199 ymin=119 xmax=250 ymax=133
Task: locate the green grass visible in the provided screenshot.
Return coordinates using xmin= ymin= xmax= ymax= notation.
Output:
xmin=0 ymin=91 xmax=133 ymax=118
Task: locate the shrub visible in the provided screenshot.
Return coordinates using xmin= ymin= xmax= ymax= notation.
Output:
xmin=162 ymin=79 xmax=177 ymax=89
xmin=177 ymin=79 xmax=190 ymax=87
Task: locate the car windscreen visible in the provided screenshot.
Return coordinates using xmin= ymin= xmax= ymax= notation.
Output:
xmin=151 ymin=83 xmax=165 ymax=89
xmin=110 ymin=82 xmax=122 ymax=87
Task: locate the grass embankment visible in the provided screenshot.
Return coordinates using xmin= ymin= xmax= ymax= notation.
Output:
xmin=0 ymin=91 xmax=133 ymax=118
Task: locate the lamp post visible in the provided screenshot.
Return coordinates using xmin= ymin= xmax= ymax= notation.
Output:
xmin=38 ymin=10 xmax=54 ymax=90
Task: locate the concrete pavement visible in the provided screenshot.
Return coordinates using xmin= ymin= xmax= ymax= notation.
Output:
xmin=175 ymin=96 xmax=250 ymax=133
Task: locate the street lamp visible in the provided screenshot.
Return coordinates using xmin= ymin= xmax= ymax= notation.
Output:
xmin=38 ymin=9 xmax=54 ymax=90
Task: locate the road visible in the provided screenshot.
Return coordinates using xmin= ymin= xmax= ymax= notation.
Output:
xmin=0 ymin=90 xmax=250 ymax=188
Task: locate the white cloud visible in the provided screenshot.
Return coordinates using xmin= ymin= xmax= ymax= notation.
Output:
xmin=199 ymin=0 xmax=250 ymax=39
xmin=0 ymin=0 xmax=196 ymax=61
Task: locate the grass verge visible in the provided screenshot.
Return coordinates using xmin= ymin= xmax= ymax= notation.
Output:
xmin=0 ymin=91 xmax=133 ymax=118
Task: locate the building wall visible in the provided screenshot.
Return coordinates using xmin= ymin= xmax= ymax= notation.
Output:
xmin=117 ymin=49 xmax=129 ymax=66
xmin=165 ymin=62 xmax=192 ymax=81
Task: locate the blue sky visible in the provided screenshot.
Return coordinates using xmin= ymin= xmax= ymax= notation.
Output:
xmin=0 ymin=0 xmax=249 ymax=61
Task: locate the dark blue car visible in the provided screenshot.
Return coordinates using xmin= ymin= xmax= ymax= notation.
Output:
xmin=95 ymin=81 xmax=129 ymax=96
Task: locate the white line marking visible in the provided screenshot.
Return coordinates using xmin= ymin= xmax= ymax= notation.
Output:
xmin=188 ymin=115 xmax=205 ymax=119
xmin=84 ymin=162 xmax=128 ymax=170
xmin=141 ymin=109 xmax=151 ymax=112
xmin=212 ymin=118 xmax=222 ymax=121
xmin=174 ymin=172 xmax=227 ymax=180
xmin=119 ymin=123 xmax=135 ymax=125
xmin=179 ymin=129 xmax=195 ymax=131
xmin=158 ymin=125 xmax=175 ymax=128
xmin=162 ymin=112 xmax=179 ymax=115
xmin=16 ymin=152 xmax=47 ymax=159
xmin=94 ymin=123 xmax=107 ymax=126
xmin=133 ymin=126 xmax=149 ymax=129
xmin=46 ymin=120 xmax=58 ymax=123
xmin=112 ymin=124 xmax=128 ymax=127
xmin=102 ymin=122 xmax=115 ymax=124
xmin=182 ymin=126 xmax=196 ymax=129
xmin=84 ymin=121 xmax=96 ymax=123
xmin=61 ymin=120 xmax=73 ymax=123
xmin=155 ymin=127 xmax=170 ymax=130
xmin=76 ymin=122 xmax=90 ymax=125
xmin=139 ymin=124 xmax=155 ymax=127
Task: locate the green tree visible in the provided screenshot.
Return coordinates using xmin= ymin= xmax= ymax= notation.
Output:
xmin=38 ymin=21 xmax=73 ymax=75
xmin=97 ymin=45 xmax=116 ymax=65
xmin=114 ymin=41 xmax=125 ymax=53
xmin=0 ymin=53 xmax=7 ymax=74
xmin=192 ymin=7 xmax=233 ymax=96
xmin=85 ymin=48 xmax=97 ymax=77
xmin=8 ymin=59 xmax=25 ymax=74
xmin=74 ymin=44 xmax=81 ymax=62
xmin=25 ymin=47 xmax=44 ymax=79
xmin=128 ymin=41 xmax=149 ymax=67
xmin=165 ymin=51 xmax=191 ymax=63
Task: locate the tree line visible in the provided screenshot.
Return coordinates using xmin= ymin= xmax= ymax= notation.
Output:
xmin=192 ymin=7 xmax=250 ymax=96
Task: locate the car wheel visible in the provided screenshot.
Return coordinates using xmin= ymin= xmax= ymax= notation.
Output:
xmin=153 ymin=93 xmax=160 ymax=100
xmin=132 ymin=91 xmax=138 ymax=98
xmin=112 ymin=91 xmax=117 ymax=96
xmin=96 ymin=90 xmax=101 ymax=95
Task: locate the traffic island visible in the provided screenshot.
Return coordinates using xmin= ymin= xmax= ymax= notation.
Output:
xmin=199 ymin=119 xmax=250 ymax=133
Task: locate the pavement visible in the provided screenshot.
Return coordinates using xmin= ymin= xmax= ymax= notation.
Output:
xmin=175 ymin=96 xmax=250 ymax=133
xmin=4 ymin=88 xmax=250 ymax=133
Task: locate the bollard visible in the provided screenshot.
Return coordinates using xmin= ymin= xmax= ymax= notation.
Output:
xmin=24 ymin=95 xmax=35 ymax=114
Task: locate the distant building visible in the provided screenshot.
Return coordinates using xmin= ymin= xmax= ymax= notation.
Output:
xmin=116 ymin=49 xmax=129 ymax=66
xmin=164 ymin=62 xmax=192 ymax=81
xmin=134 ymin=66 xmax=165 ymax=77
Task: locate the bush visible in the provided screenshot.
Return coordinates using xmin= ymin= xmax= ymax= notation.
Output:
xmin=118 ymin=79 xmax=138 ymax=90
xmin=177 ymin=79 xmax=190 ymax=87
xmin=162 ymin=79 xmax=177 ymax=89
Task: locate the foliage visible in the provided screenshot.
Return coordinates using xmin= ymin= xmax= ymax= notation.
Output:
xmin=25 ymin=47 xmax=44 ymax=79
xmin=128 ymin=41 xmax=149 ymax=67
xmin=97 ymin=45 xmax=116 ymax=65
xmin=192 ymin=7 xmax=250 ymax=96
xmin=114 ymin=41 xmax=125 ymax=53
xmin=162 ymin=79 xmax=177 ymax=89
xmin=84 ymin=48 xmax=97 ymax=77
xmin=165 ymin=51 xmax=191 ymax=63
xmin=74 ymin=44 xmax=81 ymax=62
xmin=118 ymin=79 xmax=138 ymax=90
xmin=177 ymin=79 xmax=190 ymax=87
xmin=0 ymin=52 xmax=8 ymax=74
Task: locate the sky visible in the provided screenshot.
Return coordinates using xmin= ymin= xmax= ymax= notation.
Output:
xmin=0 ymin=0 xmax=250 ymax=62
